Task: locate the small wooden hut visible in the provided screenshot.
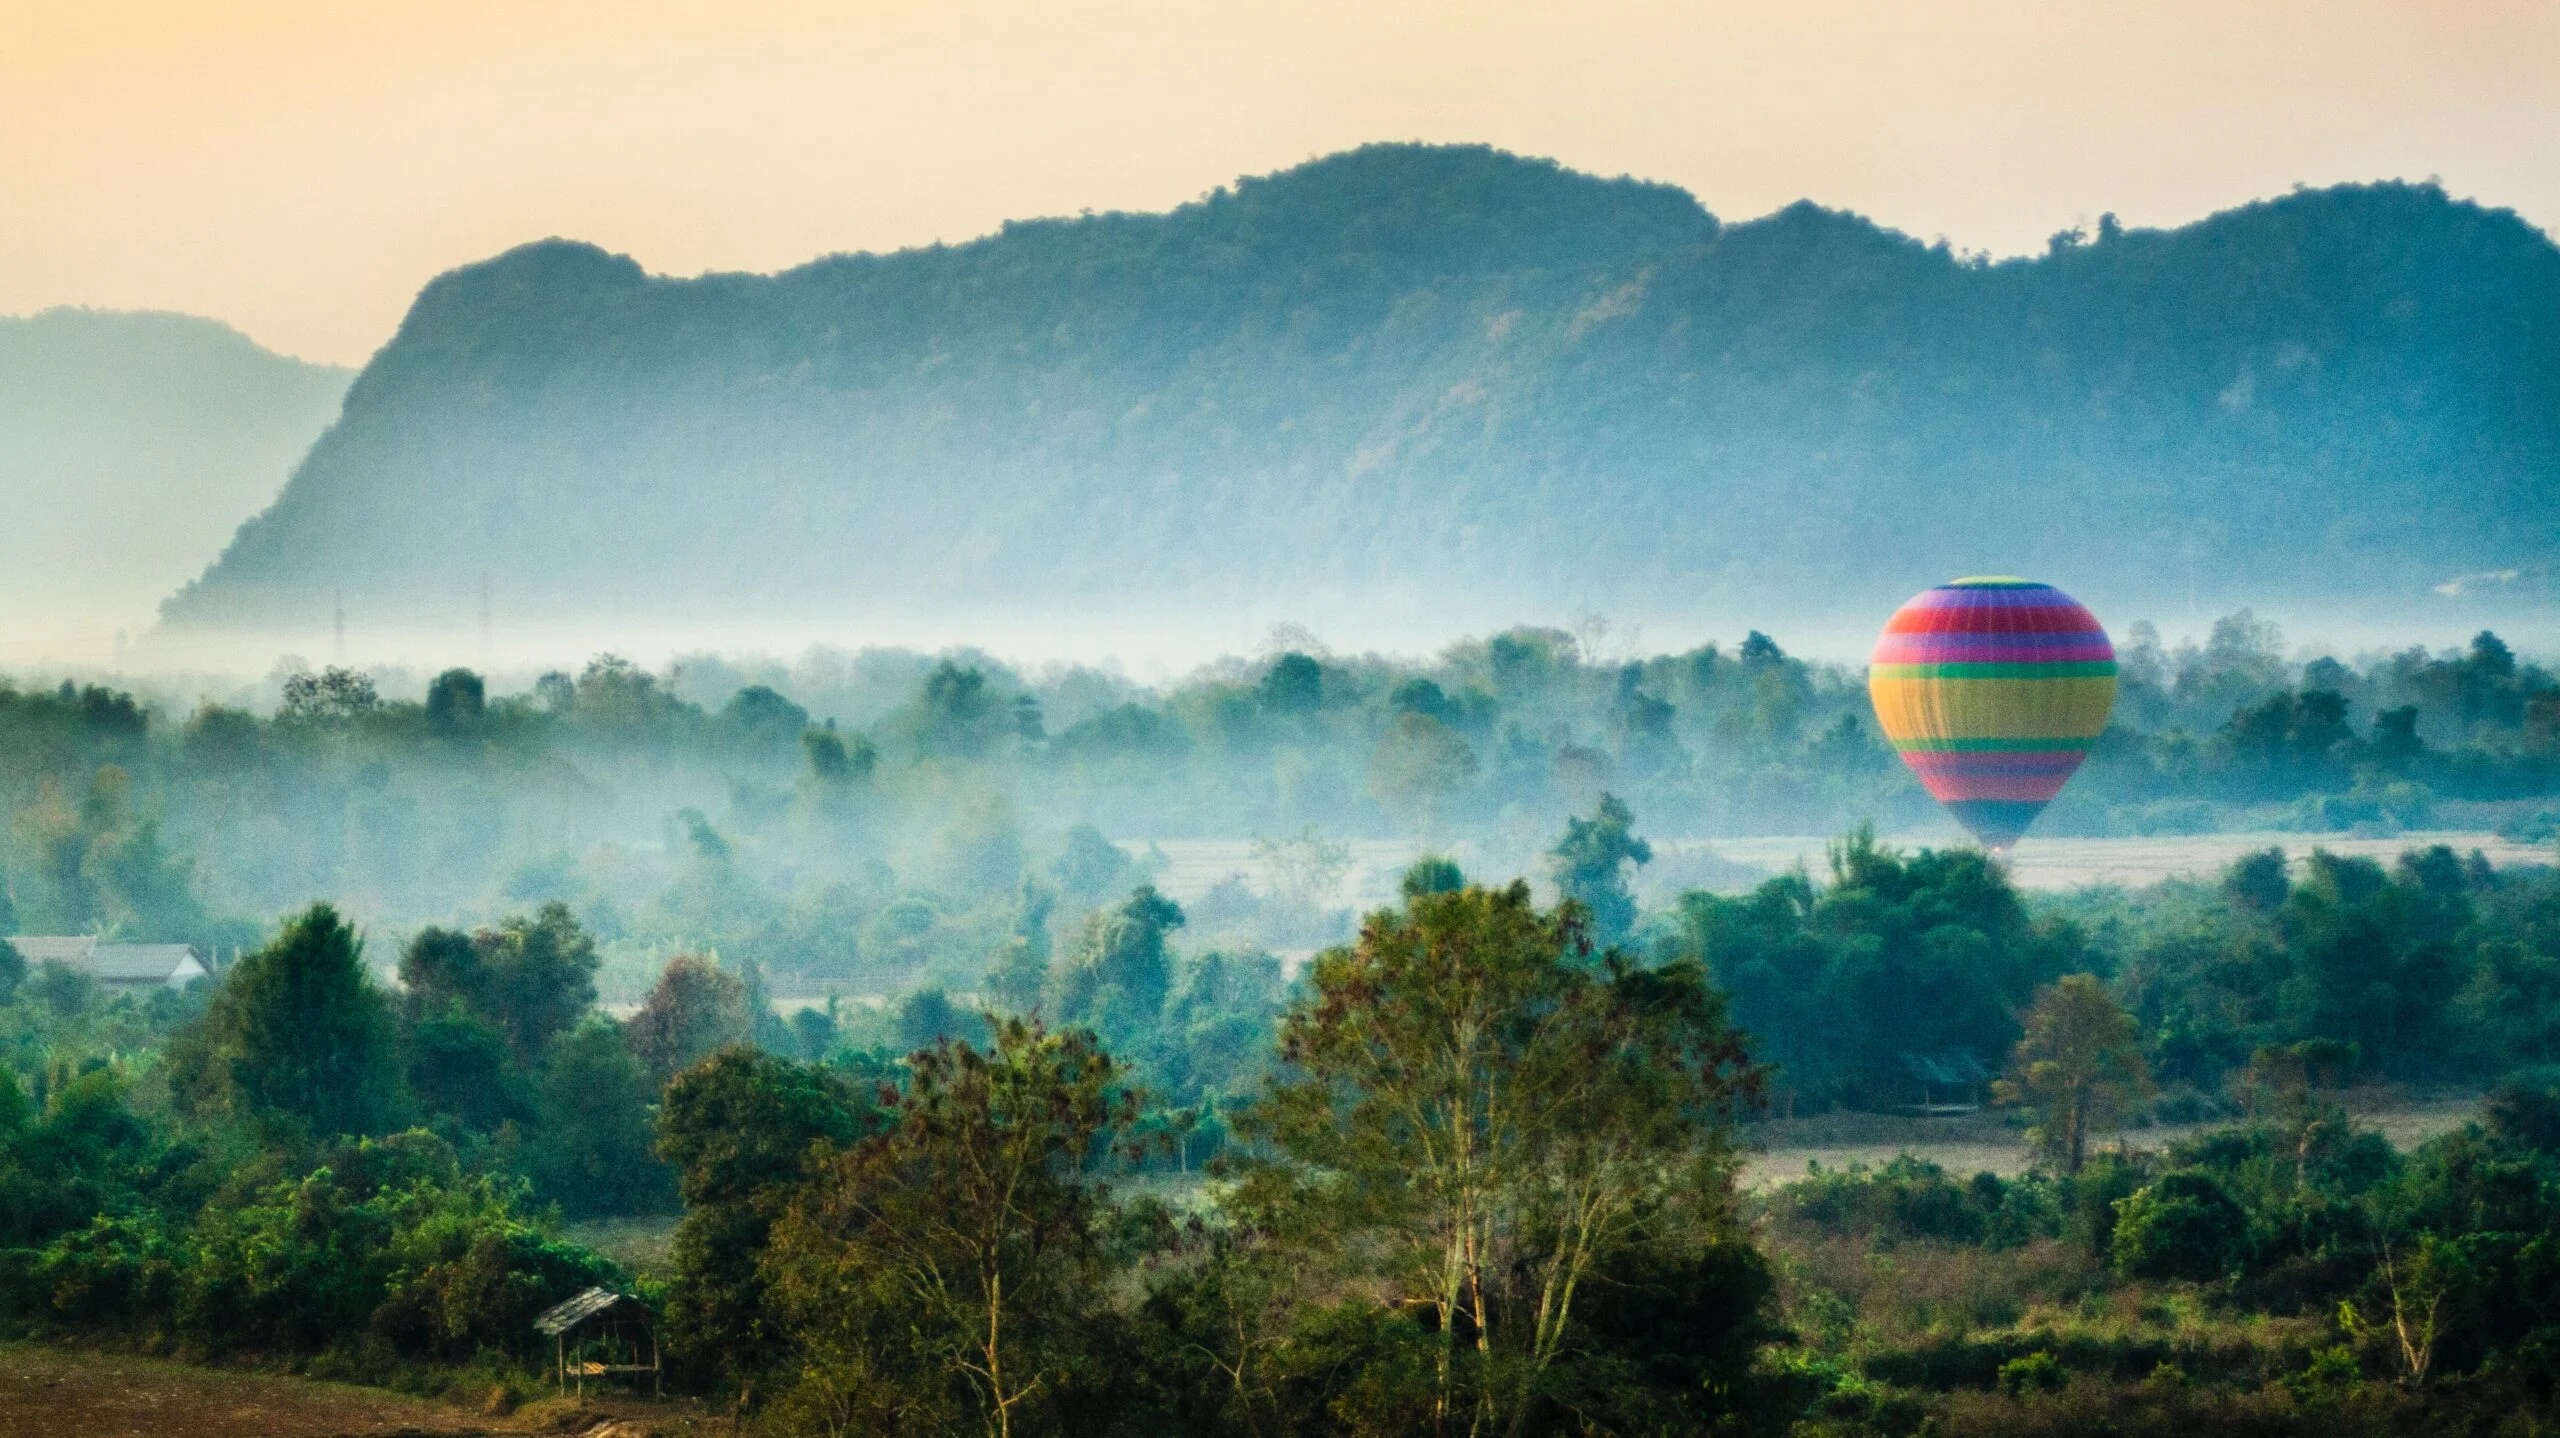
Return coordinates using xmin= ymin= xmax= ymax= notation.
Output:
xmin=534 ymin=1287 xmax=660 ymax=1397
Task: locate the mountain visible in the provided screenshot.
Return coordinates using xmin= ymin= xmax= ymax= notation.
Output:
xmin=156 ymin=145 xmax=2560 ymax=653
xmin=0 ymin=309 xmax=352 ymax=659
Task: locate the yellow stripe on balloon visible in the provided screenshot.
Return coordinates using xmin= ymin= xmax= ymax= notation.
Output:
xmin=1867 ymin=675 xmax=2118 ymax=745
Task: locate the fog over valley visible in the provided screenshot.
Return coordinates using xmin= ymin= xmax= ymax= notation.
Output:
xmin=10 ymin=133 xmax=2560 ymax=1438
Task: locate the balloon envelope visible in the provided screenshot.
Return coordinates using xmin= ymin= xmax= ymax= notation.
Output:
xmin=1868 ymin=578 xmax=2117 ymax=848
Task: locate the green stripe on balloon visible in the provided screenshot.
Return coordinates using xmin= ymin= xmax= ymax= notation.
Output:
xmin=1869 ymin=661 xmax=2119 ymax=679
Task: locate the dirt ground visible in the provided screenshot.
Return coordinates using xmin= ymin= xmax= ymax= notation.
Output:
xmin=0 ymin=1343 xmax=718 ymax=1438
xmin=1736 ymin=1090 xmax=2485 ymax=1190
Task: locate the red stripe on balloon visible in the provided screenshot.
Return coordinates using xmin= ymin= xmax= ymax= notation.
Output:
xmin=1902 ymin=752 xmax=2089 ymax=774
xmin=1915 ymin=773 xmax=2077 ymax=803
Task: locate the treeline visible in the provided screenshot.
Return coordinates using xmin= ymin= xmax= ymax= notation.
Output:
xmin=9 ymin=830 xmax=2560 ymax=1432
xmin=0 ymin=906 xmax=624 ymax=1383
xmin=3 ymin=613 xmax=2555 ymax=1005
xmin=0 ymin=868 xmax=1775 ymax=1433
xmin=1685 ymin=829 xmax=2560 ymax=1111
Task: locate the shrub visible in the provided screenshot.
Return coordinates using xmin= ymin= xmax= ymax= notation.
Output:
xmin=2486 ymin=1069 xmax=2560 ymax=1152
xmin=0 ymin=1127 xmax=615 ymax=1364
xmin=1997 ymin=1351 xmax=2066 ymax=1396
xmin=2112 ymin=1170 xmax=2250 ymax=1282
xmin=1768 ymin=1156 xmax=2017 ymax=1246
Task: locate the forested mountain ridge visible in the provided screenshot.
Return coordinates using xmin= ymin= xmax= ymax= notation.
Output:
xmin=0 ymin=309 xmax=351 ymax=652
xmin=157 ymin=144 xmax=2560 ymax=643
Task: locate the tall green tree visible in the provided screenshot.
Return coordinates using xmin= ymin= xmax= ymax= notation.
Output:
xmin=1994 ymin=973 xmax=2154 ymax=1173
xmin=1255 ymin=881 xmax=1762 ymax=1435
xmin=1055 ymin=885 xmax=1184 ymax=1039
xmin=1256 ymin=652 xmax=1325 ymax=716
xmin=1369 ymin=712 xmax=1479 ymax=836
xmin=627 ymin=953 xmax=751 ymax=1081
xmin=190 ymin=902 xmax=404 ymax=1138
xmin=423 ymin=667 xmax=485 ymax=737
xmin=403 ymin=1008 xmax=532 ymax=1132
xmin=1549 ymin=793 xmax=1650 ymax=945
xmin=762 ymin=1020 xmax=1132 ymax=1438
xmin=480 ymin=903 xmax=602 ymax=1063
xmin=1675 ymin=829 xmax=2080 ymax=1107
xmin=658 ymin=1047 xmax=875 ymax=1388
xmin=531 ymin=1017 xmax=675 ymax=1217
xmin=398 ymin=903 xmax=600 ymax=1067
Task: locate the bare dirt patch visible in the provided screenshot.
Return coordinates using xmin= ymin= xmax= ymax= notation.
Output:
xmin=0 ymin=1344 xmax=716 ymax=1438
xmin=0 ymin=1343 xmax=491 ymax=1438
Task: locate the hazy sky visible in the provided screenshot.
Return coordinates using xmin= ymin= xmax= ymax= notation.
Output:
xmin=3 ymin=0 xmax=2555 ymax=366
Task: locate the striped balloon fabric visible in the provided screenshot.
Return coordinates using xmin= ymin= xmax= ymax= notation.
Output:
xmin=1867 ymin=578 xmax=2118 ymax=850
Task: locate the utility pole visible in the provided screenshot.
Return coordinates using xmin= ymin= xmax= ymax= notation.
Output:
xmin=333 ymin=587 xmax=346 ymax=665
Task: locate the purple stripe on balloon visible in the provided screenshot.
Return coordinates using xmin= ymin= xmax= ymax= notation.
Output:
xmin=1905 ymin=586 xmax=2063 ymax=609
xmin=1885 ymin=629 xmax=2108 ymax=648
xmin=1874 ymin=637 xmax=2116 ymax=664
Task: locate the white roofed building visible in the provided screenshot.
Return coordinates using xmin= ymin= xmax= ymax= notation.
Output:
xmin=7 ymin=936 xmax=208 ymax=991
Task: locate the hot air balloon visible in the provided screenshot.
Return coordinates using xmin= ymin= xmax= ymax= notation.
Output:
xmin=1868 ymin=578 xmax=2117 ymax=850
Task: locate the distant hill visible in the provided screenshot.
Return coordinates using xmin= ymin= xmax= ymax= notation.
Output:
xmin=157 ymin=145 xmax=2560 ymax=651
xmin=0 ymin=310 xmax=351 ymax=657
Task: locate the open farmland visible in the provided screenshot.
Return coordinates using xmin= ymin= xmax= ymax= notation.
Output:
xmin=0 ymin=1343 xmax=711 ymax=1438
xmin=1736 ymin=1091 xmax=2487 ymax=1190
xmin=0 ymin=1344 xmax=492 ymax=1438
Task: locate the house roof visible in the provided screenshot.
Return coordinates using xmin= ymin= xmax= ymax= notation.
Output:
xmin=7 ymin=937 xmax=206 ymax=985
xmin=535 ymin=1287 xmax=649 ymax=1337
xmin=92 ymin=945 xmax=207 ymax=984
xmin=8 ymin=936 xmax=96 ymax=966
xmin=1898 ymin=1049 xmax=1991 ymax=1086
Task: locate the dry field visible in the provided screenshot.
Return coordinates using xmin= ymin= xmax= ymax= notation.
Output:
xmin=0 ymin=1343 xmax=712 ymax=1438
xmin=0 ymin=1344 xmax=492 ymax=1438
xmin=1737 ymin=1090 xmax=2485 ymax=1190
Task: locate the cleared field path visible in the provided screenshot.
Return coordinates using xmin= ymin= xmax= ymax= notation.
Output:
xmin=1738 ymin=1092 xmax=2484 ymax=1190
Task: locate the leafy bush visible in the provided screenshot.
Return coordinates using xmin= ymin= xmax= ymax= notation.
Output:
xmin=1770 ymin=1156 xmax=2014 ymax=1246
xmin=1997 ymin=1351 xmax=2065 ymax=1396
xmin=0 ymin=1128 xmax=617 ymax=1365
xmin=2112 ymin=1171 xmax=2250 ymax=1281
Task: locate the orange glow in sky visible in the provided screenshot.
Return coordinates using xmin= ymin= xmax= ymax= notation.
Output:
xmin=4 ymin=0 xmax=2553 ymax=365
